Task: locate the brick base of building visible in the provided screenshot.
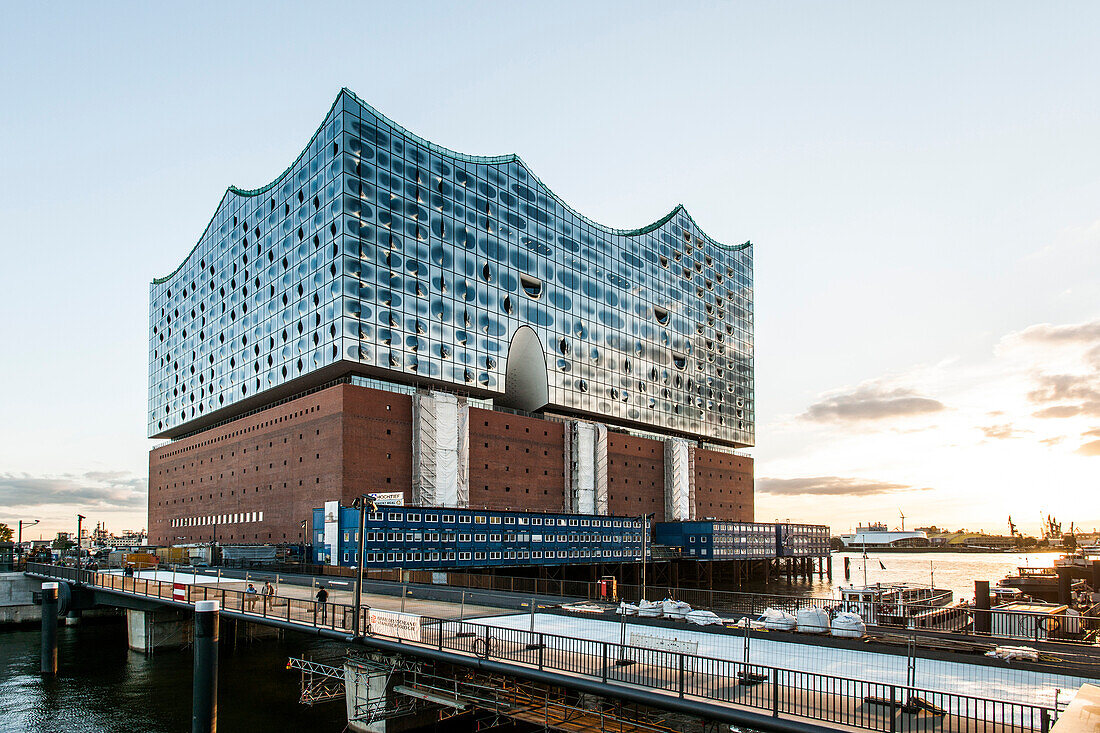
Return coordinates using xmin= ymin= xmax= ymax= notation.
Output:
xmin=148 ymin=382 xmax=753 ymax=546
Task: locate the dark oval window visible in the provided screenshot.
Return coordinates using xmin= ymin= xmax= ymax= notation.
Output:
xmin=520 ymin=275 xmax=543 ymax=299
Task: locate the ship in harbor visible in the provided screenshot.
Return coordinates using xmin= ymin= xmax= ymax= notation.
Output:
xmin=837 ymin=521 xmax=930 ymax=549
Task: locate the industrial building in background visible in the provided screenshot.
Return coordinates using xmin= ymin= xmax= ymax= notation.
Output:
xmin=148 ymin=89 xmax=755 ymax=549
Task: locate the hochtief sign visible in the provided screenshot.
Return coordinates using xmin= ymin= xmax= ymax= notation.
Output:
xmin=368 ymin=609 xmax=421 ymax=641
xmin=368 ymin=492 xmax=405 ymax=506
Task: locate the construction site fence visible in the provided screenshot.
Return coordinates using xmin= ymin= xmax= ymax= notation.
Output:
xmin=24 ymin=562 xmax=1060 ymax=733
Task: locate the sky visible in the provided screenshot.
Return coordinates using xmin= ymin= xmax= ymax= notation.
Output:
xmin=1 ymin=2 xmax=1098 ymax=540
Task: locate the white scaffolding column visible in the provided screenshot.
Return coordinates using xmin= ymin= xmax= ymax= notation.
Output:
xmin=566 ymin=421 xmax=608 ymax=515
xmin=664 ymin=438 xmax=696 ymax=521
xmin=412 ymin=391 xmax=468 ymax=507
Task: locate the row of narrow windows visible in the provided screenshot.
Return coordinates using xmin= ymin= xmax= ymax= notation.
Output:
xmin=158 ymin=404 xmax=324 ymax=458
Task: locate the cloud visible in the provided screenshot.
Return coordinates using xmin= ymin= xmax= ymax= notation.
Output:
xmin=1077 ymin=441 xmax=1100 ymax=457
xmin=980 ymin=424 xmax=1029 ymax=440
xmin=0 ymin=472 xmax=146 ymax=510
xmin=1015 ymin=319 xmax=1100 ymax=345
xmin=1009 ymin=319 xmax=1100 ymax=418
xmin=1026 ymin=374 xmax=1100 ymax=418
xmin=1085 ymin=427 xmax=1100 ymax=438
xmin=1040 ymin=436 xmax=1065 ymax=446
xmin=803 ymin=384 xmax=945 ymax=422
xmin=1027 ymin=374 xmax=1100 ymax=405
xmin=757 ymin=476 xmax=932 ymax=497
xmin=1033 ymin=405 xmax=1084 ymax=419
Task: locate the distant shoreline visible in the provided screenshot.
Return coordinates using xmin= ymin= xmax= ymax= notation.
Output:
xmin=832 ymin=547 xmax=1064 ymax=554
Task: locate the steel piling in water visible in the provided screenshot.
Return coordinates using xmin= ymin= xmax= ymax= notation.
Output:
xmin=40 ymin=582 xmax=58 ymax=676
xmin=192 ymin=600 xmax=220 ymax=733
xmin=974 ymin=580 xmax=991 ymax=634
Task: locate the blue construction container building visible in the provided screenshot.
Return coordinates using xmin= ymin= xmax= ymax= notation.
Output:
xmin=777 ymin=523 xmax=830 ymax=557
xmin=313 ymin=505 xmax=649 ymax=569
xmin=653 ymin=521 xmax=828 ymax=560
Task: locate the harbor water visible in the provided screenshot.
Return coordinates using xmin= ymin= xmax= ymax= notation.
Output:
xmin=0 ymin=618 xmax=348 ymax=733
xmin=751 ymin=551 xmax=1063 ymax=601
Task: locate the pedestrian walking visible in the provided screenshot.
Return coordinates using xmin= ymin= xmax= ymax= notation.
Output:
xmin=315 ymin=586 xmax=329 ymax=624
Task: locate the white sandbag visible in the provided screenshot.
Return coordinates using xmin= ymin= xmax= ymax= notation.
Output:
xmin=617 ymin=601 xmax=639 ymax=616
xmin=831 ymin=611 xmax=866 ymax=638
xmin=731 ymin=617 xmax=767 ymax=630
xmin=986 ymin=646 xmax=1039 ymax=662
xmin=760 ymin=607 xmax=796 ymax=631
xmin=685 ymin=610 xmax=723 ymax=626
xmin=662 ymin=599 xmax=692 ymax=619
xmin=796 ymin=607 xmax=830 ymax=634
xmin=637 ymin=599 xmax=662 ymax=617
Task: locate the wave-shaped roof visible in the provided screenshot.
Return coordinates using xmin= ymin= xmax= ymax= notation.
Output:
xmin=153 ymin=88 xmax=746 ymax=284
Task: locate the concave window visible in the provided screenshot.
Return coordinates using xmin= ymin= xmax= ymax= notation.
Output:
xmin=653 ymin=306 xmax=669 ymax=325
xmin=672 ymin=354 xmax=687 ymax=371
xmin=520 ymin=274 xmax=543 ymax=299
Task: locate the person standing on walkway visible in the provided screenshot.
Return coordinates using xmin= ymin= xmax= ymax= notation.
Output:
xmin=245 ymin=583 xmax=258 ymax=611
xmin=315 ymin=586 xmax=329 ymax=624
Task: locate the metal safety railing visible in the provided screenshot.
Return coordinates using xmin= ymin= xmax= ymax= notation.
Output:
xmin=24 ymin=563 xmax=1062 ymax=732
xmin=869 ymin=601 xmax=1100 ymax=644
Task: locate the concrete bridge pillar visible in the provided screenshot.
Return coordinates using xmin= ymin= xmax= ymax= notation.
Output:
xmin=344 ymin=661 xmax=389 ymax=733
xmin=126 ymin=608 xmax=192 ymax=654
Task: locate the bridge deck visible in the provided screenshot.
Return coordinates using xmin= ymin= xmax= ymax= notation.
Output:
xmin=25 ymin=564 xmax=1062 ymax=733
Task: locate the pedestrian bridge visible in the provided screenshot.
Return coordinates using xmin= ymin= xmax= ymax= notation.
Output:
xmin=25 ymin=563 xmax=1060 ymax=733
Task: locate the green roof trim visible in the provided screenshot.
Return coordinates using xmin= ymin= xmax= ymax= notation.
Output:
xmin=153 ymin=88 xmax=747 ymax=286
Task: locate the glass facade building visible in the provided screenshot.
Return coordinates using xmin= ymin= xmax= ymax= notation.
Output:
xmin=150 ymin=89 xmax=754 ymax=447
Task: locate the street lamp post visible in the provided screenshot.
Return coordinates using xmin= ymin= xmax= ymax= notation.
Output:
xmin=76 ymin=514 xmax=86 ymax=565
xmin=18 ymin=520 xmax=39 ymax=561
xmin=640 ymin=513 xmax=653 ymax=602
xmin=350 ymin=495 xmax=378 ymax=636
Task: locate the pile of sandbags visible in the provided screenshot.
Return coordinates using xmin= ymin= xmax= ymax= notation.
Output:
xmin=685 ymin=610 xmax=723 ymax=626
xmin=760 ymin=607 xmax=797 ymax=631
xmin=796 ymin=607 xmax=831 ymax=634
xmin=662 ymin=599 xmax=692 ymax=619
xmin=617 ymin=601 xmax=639 ymax=615
xmin=830 ymin=611 xmax=866 ymax=638
xmin=637 ymin=599 xmax=662 ymax=617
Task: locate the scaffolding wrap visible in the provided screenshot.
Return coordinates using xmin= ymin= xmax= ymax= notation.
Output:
xmin=594 ymin=423 xmax=608 ymax=516
xmin=412 ymin=391 xmax=468 ymax=507
xmin=664 ymin=439 xmax=695 ymax=521
xmin=568 ymin=421 xmax=609 ymax=515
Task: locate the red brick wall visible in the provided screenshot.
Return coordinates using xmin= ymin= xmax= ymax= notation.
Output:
xmin=606 ymin=432 xmax=666 ymax=519
xmin=341 ymin=385 xmax=413 ymax=504
xmin=467 ymin=408 xmax=566 ymax=512
xmin=149 ymin=383 xmax=755 ymax=545
xmin=148 ymin=386 xmax=344 ymax=546
xmin=694 ymin=448 xmax=754 ymax=521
